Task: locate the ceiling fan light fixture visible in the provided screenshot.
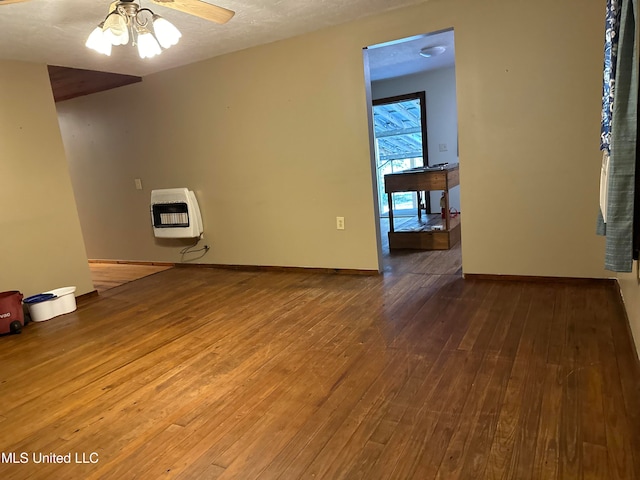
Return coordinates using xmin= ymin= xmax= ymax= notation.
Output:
xmin=84 ymin=0 xmax=234 ymax=59
xmin=419 ymin=45 xmax=446 ymax=58
xmin=137 ymin=28 xmax=162 ymax=59
xmin=85 ymin=23 xmax=112 ymax=56
xmin=152 ymin=15 xmax=181 ymax=49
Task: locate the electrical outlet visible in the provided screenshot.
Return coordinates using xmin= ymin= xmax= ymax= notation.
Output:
xmin=336 ymin=217 xmax=345 ymax=230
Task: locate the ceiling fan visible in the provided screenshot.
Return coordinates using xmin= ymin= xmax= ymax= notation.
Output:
xmin=0 ymin=0 xmax=235 ymax=24
xmin=1 ymin=0 xmax=235 ymax=58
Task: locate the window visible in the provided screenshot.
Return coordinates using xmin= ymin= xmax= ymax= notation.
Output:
xmin=372 ymin=92 xmax=428 ymax=216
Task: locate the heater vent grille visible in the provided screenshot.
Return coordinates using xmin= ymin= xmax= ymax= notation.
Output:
xmin=152 ymin=203 xmax=189 ymax=228
xmin=150 ymin=188 xmax=203 ymax=238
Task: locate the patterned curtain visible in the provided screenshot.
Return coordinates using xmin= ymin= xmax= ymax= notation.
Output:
xmin=600 ymin=0 xmax=621 ymax=155
xmin=597 ymin=0 xmax=639 ymax=273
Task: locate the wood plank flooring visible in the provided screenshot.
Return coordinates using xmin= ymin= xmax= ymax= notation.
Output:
xmin=88 ymin=263 xmax=173 ymax=293
xmin=1 ymin=248 xmax=639 ymax=479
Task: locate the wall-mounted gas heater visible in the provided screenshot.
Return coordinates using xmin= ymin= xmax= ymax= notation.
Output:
xmin=150 ymin=188 xmax=203 ymax=238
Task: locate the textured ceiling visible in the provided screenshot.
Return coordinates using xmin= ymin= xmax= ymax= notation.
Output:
xmin=0 ymin=0 xmax=432 ymax=77
xmin=367 ymin=29 xmax=455 ymax=81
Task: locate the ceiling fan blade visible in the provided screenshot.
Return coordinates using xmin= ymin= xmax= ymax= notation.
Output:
xmin=149 ymin=0 xmax=235 ymax=24
xmin=0 ymin=0 xmax=32 ymax=5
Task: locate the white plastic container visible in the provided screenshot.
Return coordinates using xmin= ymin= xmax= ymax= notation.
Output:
xmin=27 ymin=286 xmax=77 ymax=322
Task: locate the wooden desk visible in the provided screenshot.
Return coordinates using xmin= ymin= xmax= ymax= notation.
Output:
xmin=384 ymin=164 xmax=460 ymax=250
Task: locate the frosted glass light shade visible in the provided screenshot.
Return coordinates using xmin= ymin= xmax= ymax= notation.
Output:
xmin=103 ymin=13 xmax=129 ymax=46
xmin=137 ymin=30 xmax=162 ymax=59
xmin=85 ymin=6 xmax=185 ymax=58
xmin=85 ymin=25 xmax=112 ymax=56
xmin=152 ymin=15 xmax=181 ymax=49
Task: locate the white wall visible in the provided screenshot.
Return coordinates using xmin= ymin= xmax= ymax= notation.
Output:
xmin=372 ymin=67 xmax=460 ymax=212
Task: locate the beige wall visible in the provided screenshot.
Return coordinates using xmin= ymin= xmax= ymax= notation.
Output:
xmin=618 ymin=270 xmax=640 ymax=359
xmin=59 ymin=27 xmax=381 ymax=270
xmin=58 ymin=0 xmax=606 ymax=277
xmin=0 ymin=61 xmax=94 ymax=297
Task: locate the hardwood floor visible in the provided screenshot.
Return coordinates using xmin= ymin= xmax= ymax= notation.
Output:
xmin=88 ymin=263 xmax=173 ymax=293
xmin=1 ymin=249 xmax=639 ymax=479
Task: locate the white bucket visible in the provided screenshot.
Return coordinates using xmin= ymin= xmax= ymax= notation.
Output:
xmin=27 ymin=286 xmax=77 ymax=322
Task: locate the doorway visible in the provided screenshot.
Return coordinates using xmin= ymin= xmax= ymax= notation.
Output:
xmin=364 ymin=29 xmax=460 ymax=271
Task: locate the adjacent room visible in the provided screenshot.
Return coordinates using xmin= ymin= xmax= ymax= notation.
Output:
xmin=1 ymin=0 xmax=639 ymax=478
xmin=367 ymin=29 xmax=461 ymax=263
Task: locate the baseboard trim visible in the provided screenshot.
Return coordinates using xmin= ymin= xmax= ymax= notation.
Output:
xmin=88 ymin=259 xmax=176 ymax=267
xmin=175 ymin=263 xmax=380 ymax=276
xmin=463 ymin=273 xmax=616 ymax=286
xmin=89 ymin=259 xmax=378 ymax=276
xmin=76 ymin=290 xmax=99 ymax=303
